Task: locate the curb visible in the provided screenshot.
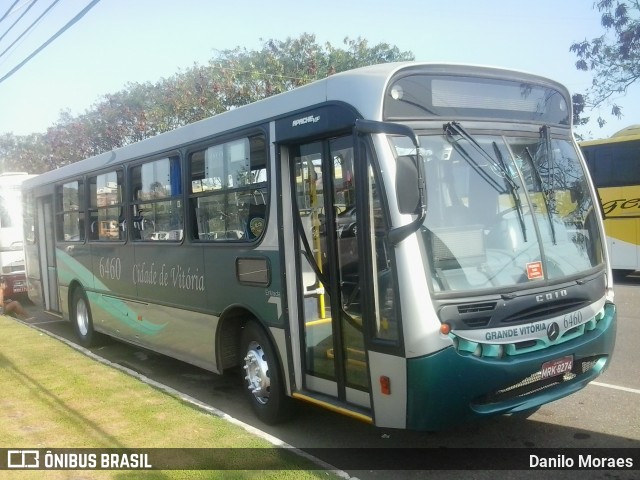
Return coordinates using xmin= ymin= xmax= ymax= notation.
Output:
xmin=13 ymin=315 xmax=353 ymax=479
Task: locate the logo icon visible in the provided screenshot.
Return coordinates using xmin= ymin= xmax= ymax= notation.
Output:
xmin=7 ymin=450 xmax=39 ymax=468
xmin=547 ymin=322 xmax=560 ymax=341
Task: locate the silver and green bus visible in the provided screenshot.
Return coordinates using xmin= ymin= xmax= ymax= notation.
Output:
xmin=22 ymin=62 xmax=616 ymax=430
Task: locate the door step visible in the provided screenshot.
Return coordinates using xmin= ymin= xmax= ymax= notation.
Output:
xmin=291 ymin=391 xmax=373 ymax=424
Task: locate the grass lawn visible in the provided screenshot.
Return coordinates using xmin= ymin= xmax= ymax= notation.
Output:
xmin=0 ymin=315 xmax=341 ymax=479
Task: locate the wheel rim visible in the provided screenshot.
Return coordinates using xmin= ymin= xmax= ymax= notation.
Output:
xmin=76 ymin=298 xmax=89 ymax=337
xmin=243 ymin=340 xmax=271 ymax=405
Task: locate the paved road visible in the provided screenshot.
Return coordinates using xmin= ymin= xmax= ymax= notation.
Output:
xmin=19 ymin=275 xmax=640 ymax=479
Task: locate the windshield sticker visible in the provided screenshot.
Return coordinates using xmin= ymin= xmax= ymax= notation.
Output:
xmin=526 ymin=261 xmax=544 ymax=280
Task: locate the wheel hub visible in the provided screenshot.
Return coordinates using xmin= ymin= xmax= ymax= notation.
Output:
xmin=76 ymin=299 xmax=89 ymax=336
xmin=243 ymin=341 xmax=271 ymax=404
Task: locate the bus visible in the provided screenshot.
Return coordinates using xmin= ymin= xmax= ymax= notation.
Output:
xmin=581 ymin=125 xmax=640 ymax=276
xmin=0 ymin=172 xmax=35 ymax=298
xmin=22 ymin=62 xmax=616 ymax=431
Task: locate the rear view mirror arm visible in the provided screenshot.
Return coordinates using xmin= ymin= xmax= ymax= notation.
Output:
xmin=354 ymin=119 xmax=425 ymax=245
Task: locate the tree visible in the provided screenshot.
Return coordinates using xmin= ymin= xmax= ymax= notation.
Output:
xmin=571 ymin=0 xmax=640 ymax=127
xmin=0 ymin=132 xmax=52 ymax=173
xmin=0 ymin=34 xmax=414 ymax=173
xmin=150 ymin=34 xmax=413 ymax=129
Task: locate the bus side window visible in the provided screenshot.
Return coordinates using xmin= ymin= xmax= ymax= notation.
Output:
xmin=130 ymin=158 xmax=183 ymax=242
xmin=88 ymin=170 xmax=123 ymax=242
xmin=87 ymin=179 xmax=94 ymax=239
xmin=189 ymin=134 xmax=268 ymax=242
xmin=131 ymin=188 xmax=143 ymax=240
xmin=56 ymin=180 xmax=85 ymax=242
xmin=246 ymin=188 xmax=266 ymax=239
xmin=369 ymin=162 xmax=398 ymax=342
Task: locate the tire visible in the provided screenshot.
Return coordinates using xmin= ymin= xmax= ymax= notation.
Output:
xmin=71 ymin=288 xmax=99 ymax=347
xmin=240 ymin=321 xmax=294 ymax=424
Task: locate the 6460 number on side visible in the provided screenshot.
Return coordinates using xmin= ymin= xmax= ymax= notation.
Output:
xmin=99 ymin=256 xmax=122 ymax=280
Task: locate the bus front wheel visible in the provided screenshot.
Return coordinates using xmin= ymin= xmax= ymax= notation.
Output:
xmin=71 ymin=288 xmax=98 ymax=348
xmin=240 ymin=321 xmax=293 ymax=424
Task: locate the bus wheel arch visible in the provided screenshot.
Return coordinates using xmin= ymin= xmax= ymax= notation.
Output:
xmin=216 ymin=307 xmax=252 ymax=371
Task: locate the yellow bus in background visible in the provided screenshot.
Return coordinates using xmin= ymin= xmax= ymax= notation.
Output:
xmin=581 ymin=125 xmax=640 ymax=276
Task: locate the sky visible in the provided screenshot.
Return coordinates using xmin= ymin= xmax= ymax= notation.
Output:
xmin=0 ymin=0 xmax=638 ymax=141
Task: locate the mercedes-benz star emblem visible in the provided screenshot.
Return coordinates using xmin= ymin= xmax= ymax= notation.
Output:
xmin=547 ymin=322 xmax=560 ymax=341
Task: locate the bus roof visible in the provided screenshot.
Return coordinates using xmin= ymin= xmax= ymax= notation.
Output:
xmin=23 ymin=62 xmax=571 ymax=190
xmin=580 ymin=124 xmax=640 ymax=147
xmin=0 ymin=172 xmax=35 ymax=187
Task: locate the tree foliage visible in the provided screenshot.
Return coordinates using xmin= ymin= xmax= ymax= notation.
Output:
xmin=570 ymin=0 xmax=640 ymax=127
xmin=0 ymin=34 xmax=413 ymax=173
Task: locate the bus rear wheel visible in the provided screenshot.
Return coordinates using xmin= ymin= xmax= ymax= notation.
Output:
xmin=71 ymin=288 xmax=98 ymax=348
xmin=240 ymin=321 xmax=293 ymax=424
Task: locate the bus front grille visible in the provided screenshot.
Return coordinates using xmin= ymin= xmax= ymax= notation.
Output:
xmin=472 ymin=355 xmax=603 ymax=406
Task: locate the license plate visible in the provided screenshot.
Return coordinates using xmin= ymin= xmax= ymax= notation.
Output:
xmin=13 ymin=287 xmax=27 ymax=293
xmin=541 ymin=355 xmax=573 ymax=379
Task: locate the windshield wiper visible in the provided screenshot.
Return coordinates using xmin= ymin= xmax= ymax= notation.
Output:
xmin=540 ymin=125 xmax=555 ymax=194
xmin=443 ymin=123 xmax=503 ymax=193
xmin=492 ymin=141 xmax=527 ymax=242
xmin=524 ymin=146 xmax=557 ymax=245
xmin=443 ymin=122 xmax=527 ymax=241
xmin=444 ymin=122 xmax=511 ymax=177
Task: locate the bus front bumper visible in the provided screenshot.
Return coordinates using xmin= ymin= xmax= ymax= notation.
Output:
xmin=406 ymin=302 xmax=617 ymax=431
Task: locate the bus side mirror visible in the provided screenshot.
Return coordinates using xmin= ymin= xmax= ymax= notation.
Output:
xmin=396 ymin=155 xmax=421 ymax=214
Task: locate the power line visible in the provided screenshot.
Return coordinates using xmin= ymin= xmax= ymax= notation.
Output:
xmin=0 ymin=0 xmax=22 ymax=25
xmin=0 ymin=0 xmax=39 ymax=44
xmin=0 ymin=0 xmax=101 ymax=85
xmin=0 ymin=0 xmax=61 ymax=63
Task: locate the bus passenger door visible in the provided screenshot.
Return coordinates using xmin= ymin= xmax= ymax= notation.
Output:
xmin=37 ymin=196 xmax=60 ymax=312
xmin=287 ymin=136 xmax=370 ymax=409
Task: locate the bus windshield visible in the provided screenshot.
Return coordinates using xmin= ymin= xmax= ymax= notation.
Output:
xmin=392 ymin=129 xmax=604 ymax=293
